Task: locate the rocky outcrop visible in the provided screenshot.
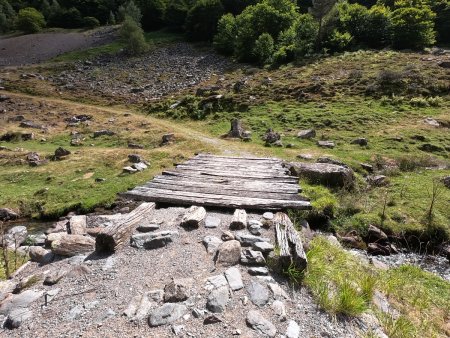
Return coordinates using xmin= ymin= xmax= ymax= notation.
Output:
xmin=287 ymin=162 xmax=354 ymax=188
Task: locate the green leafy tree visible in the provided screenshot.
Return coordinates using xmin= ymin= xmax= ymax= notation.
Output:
xmin=164 ymin=0 xmax=190 ymax=30
xmin=213 ymin=13 xmax=236 ymax=54
xmin=108 ymin=10 xmax=116 ymax=24
xmin=365 ymin=4 xmax=391 ymax=47
xmin=391 ymin=5 xmax=436 ymax=49
xmin=16 ymin=7 xmax=46 ymax=33
xmin=185 ymin=0 xmax=224 ymax=41
xmin=136 ymin=0 xmax=166 ymax=30
xmin=293 ymin=13 xmax=319 ymax=56
xmin=221 ymin=0 xmax=258 ymax=15
xmin=253 ymin=32 xmax=275 ymax=65
xmin=310 ymin=0 xmax=338 ymax=47
xmin=49 ymin=7 xmax=83 ymax=28
xmin=430 ymin=0 xmax=450 ymax=43
xmin=234 ymin=0 xmax=298 ymax=61
xmin=40 ymin=0 xmax=51 ymax=18
xmin=338 ymin=2 xmax=368 ymax=44
xmin=0 ymin=0 xmax=16 ymax=33
xmin=120 ymin=15 xmax=149 ymax=55
xmin=118 ymin=0 xmax=142 ymax=25
xmin=83 ymin=16 xmax=100 ymax=28
xmin=324 ymin=29 xmax=353 ymax=51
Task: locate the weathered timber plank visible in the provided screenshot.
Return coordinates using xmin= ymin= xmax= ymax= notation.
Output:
xmin=122 ymin=188 xmax=311 ymax=210
xmin=162 ymin=170 xmax=298 ymax=183
xmin=184 ymin=159 xmax=285 ymax=168
xmin=152 ymin=176 xmax=301 ymax=193
xmin=273 ymin=212 xmax=307 ymax=270
xmin=95 ymin=202 xmax=156 ymax=252
xmin=176 ymin=164 xmax=288 ymax=175
xmin=172 ymin=167 xmax=293 ymax=179
xmin=144 ymin=182 xmax=306 ymax=200
xmin=180 ymin=206 xmax=206 ymax=228
xmin=195 ymin=154 xmax=280 ymax=162
xmin=230 ymin=209 xmax=247 ymax=230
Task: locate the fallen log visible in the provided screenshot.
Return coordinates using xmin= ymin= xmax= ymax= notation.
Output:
xmin=274 ymin=212 xmax=307 ymax=271
xmin=51 ymin=234 xmax=95 ymax=256
xmin=180 ymin=205 xmax=206 ymax=228
xmin=68 ymin=215 xmax=87 ymax=235
xmin=95 ymin=202 xmax=156 ymax=252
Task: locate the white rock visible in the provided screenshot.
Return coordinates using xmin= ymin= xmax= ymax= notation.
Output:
xmin=224 ymin=267 xmax=244 ymax=291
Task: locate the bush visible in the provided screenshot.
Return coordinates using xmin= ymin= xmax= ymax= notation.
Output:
xmin=136 ymin=0 xmax=166 ymax=30
xmin=391 ymin=5 xmax=436 ymax=49
xmin=49 ymin=7 xmax=83 ymax=28
xmin=185 ymin=0 xmax=224 ymax=41
xmin=83 ymin=16 xmax=100 ymax=28
xmin=0 ymin=0 xmax=16 ymax=33
xmin=338 ymin=2 xmax=369 ymax=45
xmin=16 ymin=7 xmax=46 ymax=33
xmin=164 ymin=0 xmax=190 ymax=30
xmin=253 ymin=33 xmax=275 ymax=66
xmin=117 ymin=1 xmax=142 ymax=25
xmin=431 ymin=0 xmax=450 ymax=43
xmin=221 ymin=0 xmax=258 ymax=15
xmin=324 ymin=29 xmax=353 ymax=52
xmin=213 ymin=13 xmax=237 ymax=55
xmin=293 ymin=14 xmax=319 ymax=56
xmin=120 ymin=15 xmax=148 ymax=55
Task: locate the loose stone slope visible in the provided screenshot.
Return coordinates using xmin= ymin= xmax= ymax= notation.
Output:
xmin=1 ymin=206 xmax=371 ymax=337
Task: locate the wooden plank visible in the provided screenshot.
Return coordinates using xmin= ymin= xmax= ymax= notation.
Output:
xmin=173 ymin=167 xmax=292 ymax=179
xmin=122 ymin=187 xmax=311 ymax=210
xmin=195 ymin=154 xmax=280 ymax=162
xmin=152 ymin=176 xmax=301 ymax=193
xmin=273 ymin=212 xmax=307 ymax=270
xmin=162 ymin=170 xmax=299 ymax=183
xmin=230 ymin=209 xmax=247 ymax=230
xmin=143 ymin=182 xmax=306 ymax=200
xmin=95 ymin=202 xmax=156 ymax=252
xmin=177 ymin=164 xmax=288 ymax=175
xmin=185 ymin=159 xmax=285 ymax=168
xmin=180 ymin=206 xmax=206 ymax=228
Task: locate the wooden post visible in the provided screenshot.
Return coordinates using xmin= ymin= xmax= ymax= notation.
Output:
xmin=95 ymin=202 xmax=156 ymax=253
xmin=180 ymin=206 xmax=206 ymax=228
xmin=230 ymin=209 xmax=247 ymax=230
xmin=274 ymin=212 xmax=307 ymax=270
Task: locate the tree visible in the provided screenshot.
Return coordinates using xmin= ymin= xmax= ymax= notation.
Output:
xmin=293 ymin=13 xmax=319 ymax=56
xmin=185 ymin=0 xmax=224 ymax=41
xmin=120 ymin=15 xmax=148 ymax=55
xmin=338 ymin=2 xmax=368 ymax=45
xmin=221 ymin=0 xmax=258 ymax=15
xmin=136 ymin=0 xmax=166 ymax=30
xmin=0 ymin=0 xmax=16 ymax=33
xmin=213 ymin=13 xmax=236 ymax=54
xmin=40 ymin=0 xmax=51 ymax=18
xmin=391 ymin=5 xmax=436 ymax=49
xmin=309 ymin=0 xmax=338 ymax=47
xmin=430 ymin=0 xmax=450 ymax=43
xmin=234 ymin=0 xmax=298 ymax=61
xmin=49 ymin=7 xmax=83 ymax=28
xmin=16 ymin=7 xmax=46 ymax=33
xmin=365 ymin=4 xmax=391 ymax=47
xmin=83 ymin=16 xmax=100 ymax=28
xmin=164 ymin=0 xmax=190 ymax=30
xmin=108 ymin=10 xmax=116 ymax=24
xmin=118 ymin=0 xmax=142 ymax=25
xmin=253 ymin=32 xmax=275 ymax=65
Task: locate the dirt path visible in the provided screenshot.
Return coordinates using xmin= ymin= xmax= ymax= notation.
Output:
xmin=0 ymin=27 xmax=117 ymax=67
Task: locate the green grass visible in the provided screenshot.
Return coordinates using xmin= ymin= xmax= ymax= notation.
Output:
xmin=303 ymin=236 xmax=450 ymax=336
xmin=0 ymin=249 xmax=28 ymax=279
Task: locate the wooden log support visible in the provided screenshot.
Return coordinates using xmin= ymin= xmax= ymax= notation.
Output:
xmin=68 ymin=215 xmax=87 ymax=235
xmin=274 ymin=212 xmax=307 ymax=271
xmin=180 ymin=206 xmax=206 ymax=228
xmin=95 ymin=202 xmax=156 ymax=253
xmin=51 ymin=234 xmax=95 ymax=256
xmin=230 ymin=209 xmax=247 ymax=230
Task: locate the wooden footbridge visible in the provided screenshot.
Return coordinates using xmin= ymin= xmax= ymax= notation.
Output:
xmin=122 ymin=154 xmax=311 ymax=210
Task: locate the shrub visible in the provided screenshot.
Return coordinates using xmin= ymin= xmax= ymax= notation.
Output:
xmin=213 ymin=13 xmax=237 ymax=55
xmin=164 ymin=0 xmax=190 ymax=30
xmin=409 ymin=96 xmax=428 ymax=107
xmin=185 ymin=0 xmax=224 ymax=41
xmin=338 ymin=2 xmax=368 ymax=45
xmin=324 ymin=29 xmax=353 ymax=52
xmin=120 ymin=15 xmax=148 ymax=55
xmin=16 ymin=7 xmax=46 ymax=33
xmin=253 ymin=33 xmax=275 ymax=66
xmin=83 ymin=16 xmax=100 ymax=28
xmin=391 ymin=5 xmax=436 ymax=49
xmin=49 ymin=7 xmax=83 ymax=28
xmin=432 ymin=0 xmax=450 ymax=43
xmin=136 ymin=0 xmax=166 ymax=30
xmin=366 ymin=5 xmax=392 ymax=47
xmin=293 ymin=14 xmax=319 ymax=57
xmin=0 ymin=0 xmax=16 ymax=33
xmin=221 ymin=0 xmax=259 ymax=15
xmin=118 ymin=1 xmax=142 ymax=25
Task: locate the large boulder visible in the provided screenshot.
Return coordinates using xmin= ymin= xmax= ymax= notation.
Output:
xmin=216 ymin=240 xmax=241 ymax=266
xmin=1 ymin=226 xmax=27 ymax=248
xmin=287 ymin=162 xmax=354 ymax=188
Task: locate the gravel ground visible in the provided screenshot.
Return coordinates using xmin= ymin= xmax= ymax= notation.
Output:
xmin=0 ymin=27 xmax=117 ymax=67
xmin=2 ymin=207 xmax=367 ymax=338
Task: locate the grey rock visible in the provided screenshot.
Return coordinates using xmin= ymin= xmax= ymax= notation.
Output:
xmin=205 ymin=216 xmax=221 ymax=228
xmin=130 ymin=231 xmax=178 ymax=249
xmin=424 ymin=117 xmax=440 ymax=127
xmin=252 ymin=242 xmax=274 ymax=253
xmin=2 ymin=225 xmax=27 ymax=248
xmin=287 ymin=162 xmax=354 ymax=188
xmin=297 ymin=129 xmax=316 ymax=139
xmin=272 ymin=300 xmax=287 ymax=321
xmin=286 ymin=320 xmax=300 ymax=338
xmin=247 ymin=281 xmax=269 ymax=306
xmin=216 ymin=240 xmax=241 ymax=266
xmin=44 ymin=270 xmax=67 ymax=286
xmin=123 ymin=166 xmax=138 ymax=174
xmin=205 ymin=275 xmax=228 ymax=291
xmin=26 ymin=233 xmax=46 ymax=246
xmin=93 ymin=130 xmax=115 ymax=138
xmin=172 ymin=324 xmax=185 ymax=335
xmin=132 ymin=162 xmax=148 ymax=171
xmin=262 ymin=212 xmax=274 ymax=220
xmin=148 ymin=303 xmax=187 ymax=327
xmin=367 ymin=175 xmax=388 ymax=187
xmin=0 ymin=208 xmax=19 ymax=221
xmin=224 ymin=267 xmax=244 ymax=291
xmin=248 ymin=220 xmax=262 ymax=235
xmin=203 ymin=236 xmax=223 ymax=254
xmin=316 ymin=157 xmax=348 ymax=168
xmin=54 ymin=147 xmax=71 ymax=158
xmin=351 ymin=138 xmax=368 ymax=146
xmin=246 ymin=310 xmax=277 ymax=337
xmin=29 ymin=246 xmax=54 ymax=264
xmin=206 ymin=286 xmax=229 ymax=313
xmin=164 ymin=278 xmax=192 ymax=303
xmin=67 ymin=305 xmax=83 ymax=320
xmin=240 ymin=249 xmax=266 ymax=266
xmin=443 ymin=176 xmax=450 ymax=189
xmin=203 ymin=314 xmax=223 ymax=324
xmin=134 ymin=294 xmax=154 ymax=321
xmin=221 ymin=230 xmax=235 ymax=241
xmin=5 ymin=308 xmax=33 ymax=329
xmin=148 ymin=290 xmax=164 ymax=302
xmin=0 ymin=290 xmax=43 ymax=316
xmin=128 ymin=154 xmax=143 ymax=163
xmin=235 ymin=232 xmax=270 ymax=246
xmin=317 ymin=140 xmax=335 ymax=148
xmin=268 ymin=283 xmax=289 ymax=300
xmin=248 ymin=267 xmax=269 ymax=276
